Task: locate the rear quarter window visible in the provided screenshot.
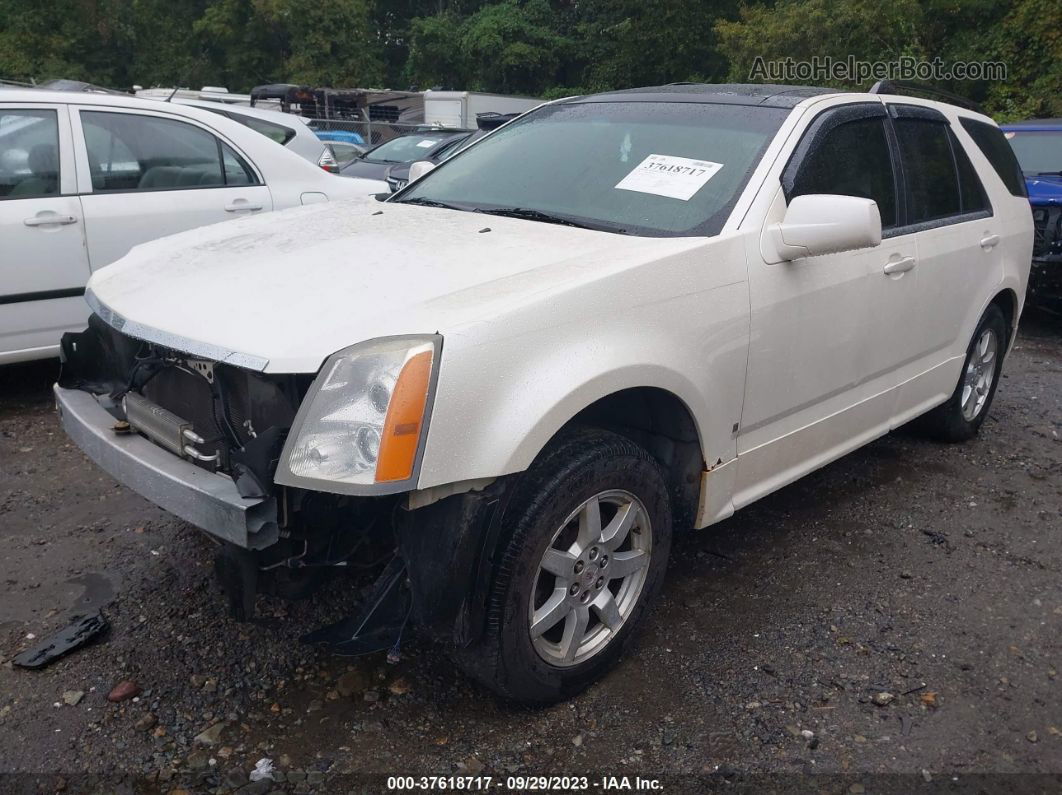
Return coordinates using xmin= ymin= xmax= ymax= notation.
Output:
xmin=959 ymin=118 xmax=1027 ymax=197
xmin=950 ymin=130 xmax=991 ymax=214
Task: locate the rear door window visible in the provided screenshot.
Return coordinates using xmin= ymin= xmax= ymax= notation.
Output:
xmin=0 ymin=109 xmax=60 ymax=199
xmin=81 ymin=111 xmax=259 ymax=192
xmin=894 ymin=118 xmax=962 ymax=224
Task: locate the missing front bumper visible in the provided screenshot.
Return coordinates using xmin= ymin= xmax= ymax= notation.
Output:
xmin=55 ymin=384 xmax=279 ymax=549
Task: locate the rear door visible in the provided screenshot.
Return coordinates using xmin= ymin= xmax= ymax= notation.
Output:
xmin=0 ymin=102 xmax=91 ymax=362
xmin=885 ymin=105 xmax=999 ymax=422
xmin=71 ymin=107 xmax=273 ymax=270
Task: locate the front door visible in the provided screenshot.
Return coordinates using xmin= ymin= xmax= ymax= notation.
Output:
xmin=0 ymin=103 xmax=90 ymax=362
xmin=735 ymin=103 xmax=900 ymax=507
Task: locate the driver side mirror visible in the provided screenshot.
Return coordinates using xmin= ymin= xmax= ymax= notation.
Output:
xmin=408 ymin=160 xmax=436 ymax=183
xmin=771 ymin=194 xmax=882 ymax=260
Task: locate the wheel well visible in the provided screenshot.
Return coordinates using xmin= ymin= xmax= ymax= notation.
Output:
xmin=990 ymin=288 xmax=1019 ymax=345
xmin=567 ymin=387 xmax=704 ymax=530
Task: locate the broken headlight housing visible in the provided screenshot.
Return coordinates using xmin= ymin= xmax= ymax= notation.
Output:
xmin=276 ymin=335 xmax=440 ymax=494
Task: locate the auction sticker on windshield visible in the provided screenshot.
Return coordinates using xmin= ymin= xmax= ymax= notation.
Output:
xmin=615 ymin=154 xmax=723 ymax=201
xmin=416 ymin=140 xmax=436 ymax=148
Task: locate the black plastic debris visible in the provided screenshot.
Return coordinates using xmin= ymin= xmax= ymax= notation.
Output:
xmin=302 ymin=557 xmax=411 ymax=656
xmin=13 ymin=611 xmax=108 ymax=669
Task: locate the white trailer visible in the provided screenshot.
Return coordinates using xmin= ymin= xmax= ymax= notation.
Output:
xmin=423 ymin=90 xmax=542 ymax=129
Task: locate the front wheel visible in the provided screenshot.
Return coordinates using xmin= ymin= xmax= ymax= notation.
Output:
xmin=920 ymin=304 xmax=1007 ymax=441
xmin=454 ymin=429 xmax=672 ymax=704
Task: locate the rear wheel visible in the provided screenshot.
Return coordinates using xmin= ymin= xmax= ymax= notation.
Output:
xmin=920 ymin=304 xmax=1007 ymax=441
xmin=454 ymin=429 xmax=671 ymax=704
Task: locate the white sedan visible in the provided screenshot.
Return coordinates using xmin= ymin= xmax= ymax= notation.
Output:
xmin=0 ymin=89 xmax=387 ymax=364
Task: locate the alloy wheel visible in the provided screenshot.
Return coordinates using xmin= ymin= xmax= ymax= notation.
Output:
xmin=528 ymin=489 xmax=652 ymax=667
xmin=961 ymin=328 xmax=998 ymax=421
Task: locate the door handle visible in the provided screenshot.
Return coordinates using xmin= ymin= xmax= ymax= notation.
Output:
xmin=980 ymin=234 xmax=1000 ymax=250
xmin=224 ymin=200 xmax=263 ymax=213
xmin=24 ymin=214 xmax=78 ymax=227
xmin=883 ymin=256 xmax=916 ymax=275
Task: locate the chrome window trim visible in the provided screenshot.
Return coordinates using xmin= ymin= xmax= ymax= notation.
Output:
xmin=85 ymin=288 xmax=270 ymax=371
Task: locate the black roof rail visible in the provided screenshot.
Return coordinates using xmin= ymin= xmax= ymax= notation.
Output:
xmin=868 ymin=80 xmax=983 ymax=114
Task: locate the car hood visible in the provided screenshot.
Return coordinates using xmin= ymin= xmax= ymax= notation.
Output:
xmin=1027 ymin=174 xmax=1062 ymax=205
xmin=87 ymin=199 xmax=699 ymax=373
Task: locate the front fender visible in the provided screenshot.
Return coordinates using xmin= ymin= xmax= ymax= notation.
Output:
xmin=415 ymin=235 xmax=751 ymax=490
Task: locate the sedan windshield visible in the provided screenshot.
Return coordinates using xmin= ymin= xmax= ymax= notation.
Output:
xmin=393 ymin=101 xmax=788 ymax=236
xmin=1005 ymin=130 xmax=1062 ymax=175
xmin=364 ymin=134 xmax=455 ymax=164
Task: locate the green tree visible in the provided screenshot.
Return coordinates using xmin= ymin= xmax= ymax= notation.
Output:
xmin=0 ymin=0 xmax=136 ymax=86
xmin=715 ymin=0 xmax=928 ymax=87
xmin=459 ymin=0 xmax=571 ymax=94
xmin=262 ymin=0 xmax=386 ymax=87
xmin=575 ymin=0 xmax=738 ymax=91
xmin=405 ymin=11 xmax=469 ymax=88
xmin=714 ymin=0 xmax=1059 ymax=119
xmin=978 ymin=0 xmax=1062 ymax=119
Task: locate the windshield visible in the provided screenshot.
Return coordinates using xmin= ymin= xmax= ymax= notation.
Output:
xmin=364 ymin=134 xmax=454 ymax=163
xmin=1005 ymin=130 xmax=1062 ymax=175
xmin=393 ymin=101 xmax=788 ymax=236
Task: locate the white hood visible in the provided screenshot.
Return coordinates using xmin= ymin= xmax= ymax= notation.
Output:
xmin=87 ymin=199 xmax=698 ymax=373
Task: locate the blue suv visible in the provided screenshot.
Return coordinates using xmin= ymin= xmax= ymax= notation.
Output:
xmin=1001 ymin=119 xmax=1062 ymax=312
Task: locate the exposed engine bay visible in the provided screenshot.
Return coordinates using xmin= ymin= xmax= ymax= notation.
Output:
xmin=57 ymin=315 xmax=504 ymax=656
xmin=60 ymin=314 xmax=306 ymax=499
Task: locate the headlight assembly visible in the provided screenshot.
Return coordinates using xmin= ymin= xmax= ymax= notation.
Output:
xmin=276 ymin=335 xmax=440 ymax=494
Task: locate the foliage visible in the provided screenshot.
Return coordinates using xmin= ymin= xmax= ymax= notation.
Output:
xmin=0 ymin=0 xmax=1057 ymax=120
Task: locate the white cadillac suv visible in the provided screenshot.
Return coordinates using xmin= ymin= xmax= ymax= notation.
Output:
xmin=54 ymin=83 xmax=1032 ymax=703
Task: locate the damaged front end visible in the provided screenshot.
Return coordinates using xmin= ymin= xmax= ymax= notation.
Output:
xmin=56 ymin=315 xmax=501 ymax=656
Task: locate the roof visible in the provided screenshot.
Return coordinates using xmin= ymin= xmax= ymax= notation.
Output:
xmin=569 ymin=83 xmax=840 ymax=109
xmin=0 ymin=87 xmax=181 ymax=110
xmin=0 ymin=88 xmax=274 ymax=140
xmin=1000 ymin=119 xmax=1062 ymax=131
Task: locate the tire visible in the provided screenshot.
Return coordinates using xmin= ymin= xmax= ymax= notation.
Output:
xmin=453 ymin=428 xmax=672 ymax=704
xmin=920 ymin=304 xmax=1007 ymax=442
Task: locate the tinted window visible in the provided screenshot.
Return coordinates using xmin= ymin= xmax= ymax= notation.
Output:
xmin=895 ymin=119 xmax=961 ymax=223
xmin=397 ymin=102 xmax=787 ymax=237
xmin=790 ymin=117 xmax=897 ymax=228
xmin=231 ymin=114 xmax=295 ymax=146
xmin=950 ymin=130 xmax=990 ymax=214
xmin=959 ymin=118 xmax=1027 ymax=197
xmin=82 ymin=111 xmax=258 ymax=192
xmin=0 ymin=109 xmax=59 ymax=199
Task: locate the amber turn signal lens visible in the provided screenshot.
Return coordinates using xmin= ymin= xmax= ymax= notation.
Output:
xmin=375 ymin=349 xmax=433 ymax=482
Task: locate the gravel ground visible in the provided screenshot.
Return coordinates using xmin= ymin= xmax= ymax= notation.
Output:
xmin=0 ymin=312 xmax=1060 ymax=793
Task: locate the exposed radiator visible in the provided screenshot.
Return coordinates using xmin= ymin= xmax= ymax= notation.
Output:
xmin=123 ymin=392 xmax=218 ymax=465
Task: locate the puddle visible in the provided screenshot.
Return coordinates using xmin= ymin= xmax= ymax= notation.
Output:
xmin=0 ymin=571 xmax=117 ymax=625
xmin=65 ymin=572 xmax=117 ymax=613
